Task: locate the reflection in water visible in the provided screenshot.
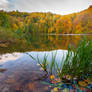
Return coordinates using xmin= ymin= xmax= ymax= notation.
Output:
xmin=0 ymin=50 xmax=91 ymax=92
xmin=0 ymin=35 xmax=92 ymax=54
xmin=0 ymin=35 xmax=92 ymax=92
xmin=0 ymin=52 xmax=48 ymax=92
xmin=0 ymin=53 xmax=21 ymax=64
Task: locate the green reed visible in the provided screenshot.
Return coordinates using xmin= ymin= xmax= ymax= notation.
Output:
xmin=57 ymin=38 xmax=92 ymax=80
xmin=49 ymin=52 xmax=57 ymax=74
xmin=27 ymin=38 xmax=92 ymax=81
xmin=36 ymin=52 xmax=57 ymax=75
xmin=26 ymin=52 xmax=57 ymax=75
xmin=37 ymin=54 xmax=48 ymax=73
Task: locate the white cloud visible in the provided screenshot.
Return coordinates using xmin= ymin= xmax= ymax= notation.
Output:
xmin=11 ymin=0 xmax=92 ymax=15
xmin=0 ymin=0 xmax=10 ymax=10
xmin=0 ymin=0 xmax=92 ymax=15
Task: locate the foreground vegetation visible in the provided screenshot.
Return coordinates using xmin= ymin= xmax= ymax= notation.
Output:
xmin=28 ymin=39 xmax=92 ymax=90
xmin=57 ymin=39 xmax=92 ymax=81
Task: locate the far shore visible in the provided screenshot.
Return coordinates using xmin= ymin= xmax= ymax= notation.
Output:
xmin=41 ymin=33 xmax=92 ymax=36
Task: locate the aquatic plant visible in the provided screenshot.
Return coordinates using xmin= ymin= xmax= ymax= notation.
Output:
xmin=27 ymin=39 xmax=92 ymax=81
xmin=58 ymin=38 xmax=92 ymax=81
xmin=27 ymin=38 xmax=92 ymax=91
xmin=26 ymin=53 xmax=49 ymax=73
xmin=37 ymin=54 xmax=49 ymax=73
xmin=26 ymin=51 xmax=57 ymax=75
xmin=49 ymin=52 xmax=57 ymax=74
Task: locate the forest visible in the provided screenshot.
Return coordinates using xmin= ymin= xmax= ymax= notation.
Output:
xmin=0 ymin=6 xmax=92 ymax=44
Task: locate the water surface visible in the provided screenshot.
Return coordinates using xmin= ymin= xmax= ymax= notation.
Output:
xmin=0 ymin=34 xmax=92 ymax=54
xmin=0 ymin=35 xmax=92 ymax=92
xmin=0 ymin=50 xmax=66 ymax=92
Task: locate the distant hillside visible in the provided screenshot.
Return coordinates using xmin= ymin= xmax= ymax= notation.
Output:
xmin=72 ymin=5 xmax=92 ymax=33
xmin=0 ymin=6 xmax=92 ymax=42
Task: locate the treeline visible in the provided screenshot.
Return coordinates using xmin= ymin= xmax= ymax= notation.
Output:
xmin=0 ymin=6 xmax=92 ymax=40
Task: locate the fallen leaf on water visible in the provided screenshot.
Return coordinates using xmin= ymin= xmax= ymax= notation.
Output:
xmin=51 ymin=80 xmax=57 ymax=84
xmin=79 ymin=87 xmax=85 ymax=91
xmin=50 ymin=75 xmax=55 ymax=80
xmin=66 ymin=75 xmax=72 ymax=80
xmin=51 ymin=87 xmax=58 ymax=92
xmin=84 ymin=79 xmax=91 ymax=84
xmin=55 ymin=78 xmax=61 ymax=83
xmin=78 ymin=81 xmax=88 ymax=87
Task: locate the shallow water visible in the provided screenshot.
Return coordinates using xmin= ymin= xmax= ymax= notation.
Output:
xmin=0 ymin=50 xmax=66 ymax=92
xmin=0 ymin=35 xmax=92 ymax=92
xmin=0 ymin=50 xmax=92 ymax=92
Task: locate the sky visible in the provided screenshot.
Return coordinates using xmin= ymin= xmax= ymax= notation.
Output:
xmin=0 ymin=0 xmax=92 ymax=15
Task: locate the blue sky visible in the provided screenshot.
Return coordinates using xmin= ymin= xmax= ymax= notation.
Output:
xmin=0 ymin=0 xmax=92 ymax=15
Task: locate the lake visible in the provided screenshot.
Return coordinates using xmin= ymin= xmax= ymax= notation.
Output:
xmin=0 ymin=35 xmax=92 ymax=92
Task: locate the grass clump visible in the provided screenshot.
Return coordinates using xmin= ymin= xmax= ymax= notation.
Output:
xmin=27 ymin=38 xmax=92 ymax=91
xmin=58 ymin=38 xmax=92 ymax=81
xmin=27 ymin=38 xmax=92 ymax=82
xmin=36 ymin=52 xmax=57 ymax=75
xmin=37 ymin=54 xmax=49 ymax=73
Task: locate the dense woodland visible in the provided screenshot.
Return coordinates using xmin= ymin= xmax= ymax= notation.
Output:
xmin=0 ymin=6 xmax=92 ymax=45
